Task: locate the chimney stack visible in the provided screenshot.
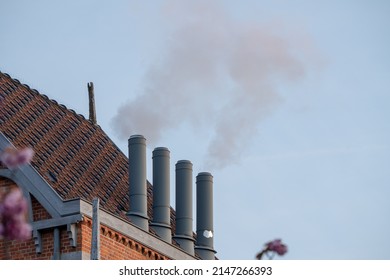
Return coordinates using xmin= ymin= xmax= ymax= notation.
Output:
xmin=127 ymin=135 xmax=149 ymax=231
xmin=195 ymin=172 xmax=216 ymax=260
xmin=150 ymin=147 xmax=172 ymax=242
xmin=124 ymin=135 xmax=217 ymax=258
xmin=87 ymin=82 xmax=97 ymax=125
xmin=173 ymin=160 xmax=195 ymax=255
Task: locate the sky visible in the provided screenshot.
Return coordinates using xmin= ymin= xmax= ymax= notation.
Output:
xmin=1 ymin=0 xmax=389 ymax=260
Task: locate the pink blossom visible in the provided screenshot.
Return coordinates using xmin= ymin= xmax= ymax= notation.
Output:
xmin=0 ymin=146 xmax=34 ymax=169
xmin=0 ymin=189 xmax=32 ymax=241
xmin=2 ymin=188 xmax=28 ymax=216
xmin=265 ymin=239 xmax=288 ymax=255
xmin=2 ymin=219 xmax=32 ymax=240
xmin=256 ymin=238 xmax=288 ymax=260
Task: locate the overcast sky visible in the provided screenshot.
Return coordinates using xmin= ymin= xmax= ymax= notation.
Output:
xmin=1 ymin=0 xmax=389 ymax=259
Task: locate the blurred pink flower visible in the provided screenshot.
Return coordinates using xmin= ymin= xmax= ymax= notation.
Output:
xmin=256 ymin=238 xmax=288 ymax=260
xmin=0 ymin=146 xmax=34 ymax=169
xmin=2 ymin=219 xmax=32 ymax=241
xmin=0 ymin=189 xmax=32 ymax=241
xmin=265 ymin=239 xmax=288 ymax=255
xmin=2 ymin=188 xmax=28 ymax=216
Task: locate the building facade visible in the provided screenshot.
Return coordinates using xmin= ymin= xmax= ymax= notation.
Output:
xmin=0 ymin=71 xmax=216 ymax=260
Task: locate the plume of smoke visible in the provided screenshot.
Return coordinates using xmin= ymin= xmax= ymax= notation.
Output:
xmin=112 ymin=1 xmax=313 ymax=169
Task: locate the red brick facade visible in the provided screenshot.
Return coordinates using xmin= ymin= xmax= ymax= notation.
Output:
xmin=1 ymin=177 xmax=170 ymax=260
xmin=1 ymin=160 xmax=186 ymax=261
xmin=82 ymin=217 xmax=169 ymax=260
xmin=1 ymin=71 xmax=200 ymax=260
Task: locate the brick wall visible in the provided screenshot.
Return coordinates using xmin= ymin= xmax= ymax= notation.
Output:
xmin=31 ymin=195 xmax=51 ymax=221
xmin=0 ymin=176 xmax=17 ymax=197
xmin=80 ymin=217 xmax=169 ymax=260
xmin=1 ymin=176 xmax=171 ymax=260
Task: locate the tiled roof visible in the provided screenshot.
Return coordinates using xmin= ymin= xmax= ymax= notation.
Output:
xmin=0 ymin=71 xmax=176 ymax=233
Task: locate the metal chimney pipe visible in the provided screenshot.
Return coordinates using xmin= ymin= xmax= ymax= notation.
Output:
xmin=150 ymin=147 xmax=172 ymax=242
xmin=195 ymin=172 xmax=216 ymax=260
xmin=173 ymin=160 xmax=195 ymax=255
xmin=126 ymin=135 xmax=149 ymax=231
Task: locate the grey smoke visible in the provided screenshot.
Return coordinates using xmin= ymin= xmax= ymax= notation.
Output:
xmin=112 ymin=2 xmax=312 ymax=169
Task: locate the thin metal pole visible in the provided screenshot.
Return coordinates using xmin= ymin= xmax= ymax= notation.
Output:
xmin=91 ymin=198 xmax=100 ymax=260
